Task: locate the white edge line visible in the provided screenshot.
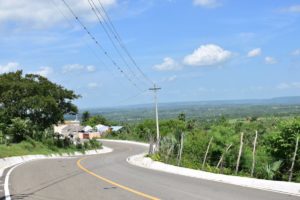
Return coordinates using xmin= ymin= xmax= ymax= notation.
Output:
xmin=2 ymin=146 xmax=113 ymax=200
xmin=4 ymin=162 xmax=25 ymax=200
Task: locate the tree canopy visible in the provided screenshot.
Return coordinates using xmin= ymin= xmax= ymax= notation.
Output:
xmin=83 ymin=115 xmax=110 ymax=127
xmin=0 ymin=71 xmax=80 ymax=131
xmin=82 ymin=111 xmax=90 ymax=124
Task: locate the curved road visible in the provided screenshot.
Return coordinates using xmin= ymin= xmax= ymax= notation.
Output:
xmin=5 ymin=141 xmax=300 ymax=200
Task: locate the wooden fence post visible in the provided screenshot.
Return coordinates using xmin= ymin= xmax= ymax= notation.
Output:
xmin=217 ymin=144 xmax=232 ymax=168
xmin=289 ymin=136 xmax=299 ymax=182
xmin=202 ymin=136 xmax=213 ymax=170
xmin=235 ymin=132 xmax=244 ymax=174
xmin=251 ymin=130 xmax=258 ymax=177
xmin=177 ymin=132 xmax=184 ymax=166
xmin=148 ymin=135 xmax=154 ymax=155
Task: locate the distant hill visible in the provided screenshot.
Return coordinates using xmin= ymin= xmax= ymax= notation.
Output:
xmin=71 ymin=96 xmax=300 ymax=122
xmin=157 ymin=96 xmax=300 ymax=108
xmin=93 ymin=96 xmax=300 ymax=110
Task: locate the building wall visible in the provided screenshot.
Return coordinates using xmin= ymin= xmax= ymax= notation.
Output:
xmin=78 ymin=132 xmax=101 ymax=140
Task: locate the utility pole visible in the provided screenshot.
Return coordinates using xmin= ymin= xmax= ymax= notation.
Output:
xmin=149 ymin=84 xmax=161 ymax=152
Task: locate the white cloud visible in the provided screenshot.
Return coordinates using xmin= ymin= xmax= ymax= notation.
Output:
xmin=0 ymin=62 xmax=53 ymax=77
xmin=277 ymin=83 xmax=290 ymax=90
xmin=193 ymin=0 xmax=220 ymax=8
xmin=63 ymin=64 xmax=96 ymax=73
xmin=292 ymin=49 xmax=300 ymax=56
xmin=33 ymin=66 xmax=53 ymax=77
xmin=167 ymin=75 xmax=177 ymax=81
xmin=265 ymin=56 xmax=277 ymax=64
xmin=63 ymin=64 xmax=84 ymax=73
xmin=88 ymin=82 xmax=100 ymax=88
xmin=183 ymin=44 xmax=232 ymax=67
xmin=247 ymin=48 xmax=262 ymax=57
xmin=0 ymin=0 xmax=116 ymax=29
xmin=0 ymin=62 xmax=20 ymax=74
xmin=277 ymin=82 xmax=300 ymax=90
xmin=153 ymin=57 xmax=181 ymax=71
xmin=86 ymin=65 xmax=96 ymax=72
xmin=162 ymin=75 xmax=177 ymax=82
xmin=281 ymin=5 xmax=300 ymax=13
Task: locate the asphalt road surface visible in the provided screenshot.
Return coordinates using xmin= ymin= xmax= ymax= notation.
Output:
xmin=3 ymin=141 xmax=300 ymax=200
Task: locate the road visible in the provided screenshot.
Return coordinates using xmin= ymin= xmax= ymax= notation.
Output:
xmin=3 ymin=141 xmax=300 ymax=200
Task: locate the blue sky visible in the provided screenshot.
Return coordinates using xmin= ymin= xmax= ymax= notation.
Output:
xmin=0 ymin=0 xmax=300 ymax=108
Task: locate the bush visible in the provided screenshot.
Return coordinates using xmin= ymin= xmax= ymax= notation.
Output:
xmin=89 ymin=138 xmax=102 ymax=149
xmin=6 ymin=118 xmax=33 ymax=143
xmin=151 ymin=153 xmax=161 ymax=161
xmin=76 ymin=142 xmax=83 ymax=150
xmin=83 ymin=141 xmax=90 ymax=149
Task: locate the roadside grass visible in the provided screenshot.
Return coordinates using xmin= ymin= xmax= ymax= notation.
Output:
xmin=0 ymin=139 xmax=101 ymax=158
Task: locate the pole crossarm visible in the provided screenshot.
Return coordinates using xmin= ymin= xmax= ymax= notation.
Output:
xmin=149 ymin=87 xmax=162 ymax=91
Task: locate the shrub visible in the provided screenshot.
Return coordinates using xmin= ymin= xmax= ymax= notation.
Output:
xmin=89 ymin=138 xmax=102 ymax=149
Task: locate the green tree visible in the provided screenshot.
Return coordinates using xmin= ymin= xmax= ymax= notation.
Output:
xmin=178 ymin=113 xmax=186 ymax=122
xmin=264 ymin=160 xmax=283 ymax=180
xmin=82 ymin=111 xmax=90 ymax=124
xmin=6 ymin=118 xmax=33 ymax=143
xmin=0 ymin=71 xmax=80 ymax=135
xmin=85 ymin=115 xmax=110 ymax=126
xmin=266 ymin=118 xmax=300 ymax=178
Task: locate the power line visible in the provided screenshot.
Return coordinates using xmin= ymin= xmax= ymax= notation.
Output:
xmin=95 ymin=0 xmax=154 ymax=86
xmin=50 ymin=0 xmax=127 ymax=88
xmin=114 ymin=89 xmax=149 ymax=106
xmin=60 ymin=0 xmax=142 ymax=91
xmin=87 ymin=0 xmax=147 ymax=88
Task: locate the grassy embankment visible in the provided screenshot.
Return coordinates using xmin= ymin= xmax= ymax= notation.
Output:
xmin=0 ymin=139 xmax=102 ymax=158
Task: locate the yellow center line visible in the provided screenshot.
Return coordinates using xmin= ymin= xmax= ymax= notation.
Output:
xmin=77 ymin=157 xmax=160 ymax=200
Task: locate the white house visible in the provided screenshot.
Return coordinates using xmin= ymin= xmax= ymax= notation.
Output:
xmin=95 ymin=124 xmax=110 ymax=133
xmin=83 ymin=125 xmax=93 ymax=133
xmin=111 ymin=126 xmax=123 ymax=132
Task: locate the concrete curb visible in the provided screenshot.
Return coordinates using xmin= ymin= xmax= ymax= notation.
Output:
xmin=101 ymin=139 xmax=300 ymax=196
xmin=0 ymin=146 xmax=113 ymax=177
xmin=127 ymin=153 xmax=300 ymax=197
xmin=99 ymin=139 xmax=149 ymax=147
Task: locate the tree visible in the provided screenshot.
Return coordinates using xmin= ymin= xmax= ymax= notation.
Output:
xmin=7 ymin=118 xmax=33 ymax=143
xmin=82 ymin=111 xmax=90 ymax=124
xmin=84 ymin=115 xmax=110 ymax=127
xmin=266 ymin=118 xmax=300 ymax=177
xmin=264 ymin=160 xmax=283 ymax=180
xmin=178 ymin=113 xmax=186 ymax=122
xmin=0 ymin=71 xmax=80 ymax=132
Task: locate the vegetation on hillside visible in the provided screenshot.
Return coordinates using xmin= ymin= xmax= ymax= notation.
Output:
xmin=104 ymin=113 xmax=300 ymax=182
xmin=77 ymin=103 xmax=300 ymax=123
xmin=0 ymin=71 xmax=101 ymax=158
xmin=81 ymin=111 xmax=113 ymax=127
xmin=1 ymin=71 xmax=299 ymax=182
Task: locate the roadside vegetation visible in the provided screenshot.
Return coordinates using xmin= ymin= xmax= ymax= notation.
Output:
xmin=1 ymin=71 xmax=299 ymax=182
xmin=104 ymin=113 xmax=300 ymax=182
xmin=0 ymin=71 xmax=101 ymax=158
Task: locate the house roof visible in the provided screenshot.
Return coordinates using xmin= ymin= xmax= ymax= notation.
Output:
xmin=61 ymin=124 xmax=83 ymax=135
xmin=83 ymin=126 xmax=93 ymax=132
xmin=95 ymin=124 xmax=110 ymax=132
xmin=111 ymin=126 xmax=123 ymax=132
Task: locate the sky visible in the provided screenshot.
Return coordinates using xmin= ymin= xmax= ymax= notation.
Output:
xmin=0 ymin=0 xmax=300 ymax=108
